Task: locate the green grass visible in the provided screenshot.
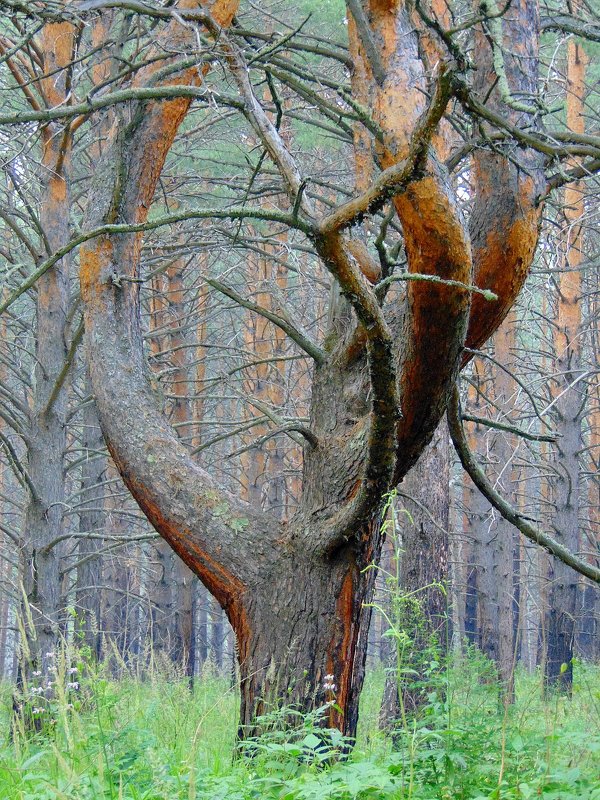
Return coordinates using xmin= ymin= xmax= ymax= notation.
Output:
xmin=1 ymin=655 xmax=599 ymax=799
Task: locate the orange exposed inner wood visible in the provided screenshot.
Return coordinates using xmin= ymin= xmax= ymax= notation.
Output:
xmin=114 ymin=453 xmax=248 ymax=612
xmin=326 ymin=567 xmax=356 ymax=728
xmin=466 ymin=187 xmax=541 ymax=355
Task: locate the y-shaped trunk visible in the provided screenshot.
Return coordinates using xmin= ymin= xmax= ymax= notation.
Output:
xmin=78 ymin=0 xmax=544 ymax=741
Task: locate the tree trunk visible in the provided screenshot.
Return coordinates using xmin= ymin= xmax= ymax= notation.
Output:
xmin=196 ymin=583 xmax=209 ymax=668
xmin=464 ymin=318 xmax=518 ymax=703
xmin=486 ymin=316 xmax=518 ymax=702
xmin=210 ymin=596 xmax=224 ymax=671
xmin=165 ymin=243 xmax=195 ymax=673
xmin=545 ymin=39 xmax=587 ymax=695
xmin=78 ymin=0 xmax=543 ymax=740
xmin=20 ymin=20 xmax=74 ymax=695
xmin=545 ymin=406 xmax=581 ymax=692
xmin=75 ymin=13 xmax=114 ymax=664
xmin=237 ymin=515 xmax=382 ymax=737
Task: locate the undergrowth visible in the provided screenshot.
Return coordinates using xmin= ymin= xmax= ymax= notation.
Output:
xmin=1 ymin=654 xmax=599 ymax=799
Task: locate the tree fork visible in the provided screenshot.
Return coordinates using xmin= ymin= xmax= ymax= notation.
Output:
xmin=77 ymin=0 xmax=561 ymax=740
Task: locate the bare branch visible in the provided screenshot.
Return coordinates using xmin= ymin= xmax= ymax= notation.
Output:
xmin=461 ymin=413 xmax=559 ymax=443
xmin=345 ymin=0 xmax=386 ymax=85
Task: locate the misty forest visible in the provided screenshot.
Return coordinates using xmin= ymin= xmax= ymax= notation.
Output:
xmin=0 ymin=0 xmax=599 ymax=797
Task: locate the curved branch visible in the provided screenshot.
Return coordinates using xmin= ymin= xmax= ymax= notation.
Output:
xmin=345 ymin=3 xmax=473 ymax=482
xmin=0 ymin=83 xmax=242 ymax=126
xmin=315 ymin=230 xmax=399 ymax=541
xmin=319 ymin=66 xmax=456 ymax=234
xmin=227 ymin=423 xmax=318 ymax=458
xmin=375 ymin=271 xmax=497 ymax=301
xmin=78 ymin=1 xmax=280 ymax=625
xmin=448 ymin=385 xmax=600 ymax=584
xmin=541 ymin=13 xmax=600 ymax=43
xmin=345 ymin=0 xmax=386 ymax=85
xmin=0 ymin=429 xmax=38 ymax=501
xmin=43 ymin=318 xmax=84 ymax=416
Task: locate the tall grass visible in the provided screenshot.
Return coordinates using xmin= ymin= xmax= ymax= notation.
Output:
xmin=1 ymin=654 xmax=599 ymax=799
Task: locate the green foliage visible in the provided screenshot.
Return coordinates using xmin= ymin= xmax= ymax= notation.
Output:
xmin=0 ymin=658 xmax=599 ymax=799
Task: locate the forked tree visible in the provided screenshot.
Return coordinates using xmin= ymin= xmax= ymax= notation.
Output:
xmin=3 ymin=0 xmax=598 ymax=736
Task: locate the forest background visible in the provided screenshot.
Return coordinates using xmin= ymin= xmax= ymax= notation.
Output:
xmin=0 ymin=0 xmax=599 ymax=797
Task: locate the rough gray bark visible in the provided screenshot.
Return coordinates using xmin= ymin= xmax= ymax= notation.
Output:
xmin=545 ymin=384 xmax=582 ymax=692
xmin=576 ymin=583 xmax=597 ymax=660
xmin=519 ymin=535 xmax=543 ymax=672
xmin=210 ymin=596 xmax=224 ymax=670
xmin=400 ymin=420 xmax=450 ymax=646
xmin=150 ymin=539 xmax=175 ymax=662
xmin=164 ymin=260 xmax=195 ymax=673
xmin=545 ymin=38 xmax=586 ymax=694
xmin=20 ymin=155 xmax=71 ymax=689
xmin=171 ymin=556 xmax=194 ymax=673
xmin=197 ymin=584 xmax=209 ymax=668
xmin=478 ymin=322 xmax=517 ymax=701
xmin=102 ymin=512 xmax=139 ymax=672
xmin=20 ymin=282 xmax=69 ymax=681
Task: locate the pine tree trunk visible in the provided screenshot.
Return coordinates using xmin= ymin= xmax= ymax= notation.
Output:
xmin=77 ymin=0 xmax=543 ymax=740
xmin=545 ymin=39 xmax=587 ymax=695
xmin=487 ymin=316 xmax=518 ymax=702
xmin=20 ymin=21 xmax=74 ymax=697
xmin=237 ymin=515 xmax=383 ymax=738
xmin=76 ymin=14 xmax=115 ymax=665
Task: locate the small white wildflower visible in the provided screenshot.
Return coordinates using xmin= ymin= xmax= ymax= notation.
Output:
xmin=48 ymin=665 xmax=57 ymax=673
xmin=32 ymin=707 xmax=45 ymax=715
xmin=324 ymin=674 xmax=334 ymax=682
xmin=66 ymin=703 xmax=74 ymax=710
xmin=67 ymin=681 xmax=79 ymax=690
xmin=32 ymin=670 xmax=42 ymax=677
xmin=69 ymin=667 xmax=79 ymax=675
xmin=45 ymin=652 xmax=55 ymax=659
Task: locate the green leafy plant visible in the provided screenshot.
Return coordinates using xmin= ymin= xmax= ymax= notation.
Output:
xmin=1 ymin=658 xmax=599 ymax=799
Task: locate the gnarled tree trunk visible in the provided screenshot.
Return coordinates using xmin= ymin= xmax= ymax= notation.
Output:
xmin=78 ymin=0 xmax=544 ymax=738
